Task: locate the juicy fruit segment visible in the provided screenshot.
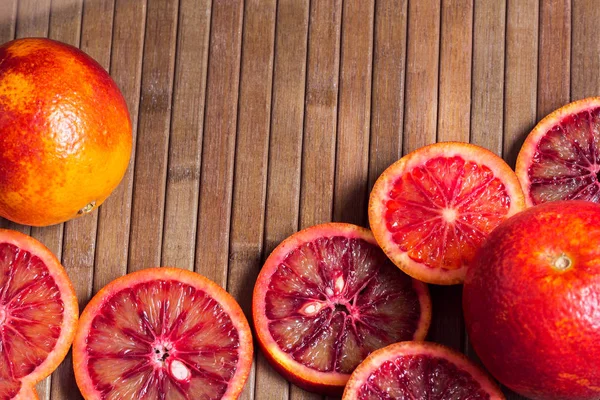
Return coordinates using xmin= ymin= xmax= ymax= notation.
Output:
xmin=253 ymin=223 xmax=431 ymax=394
xmin=385 ymin=156 xmax=511 ymax=270
xmin=74 ymin=268 xmax=253 ymax=400
xmin=343 ymin=342 xmax=505 ymax=400
xmin=517 ymin=98 xmax=600 ymax=205
xmin=369 ymin=142 xmax=525 ymax=284
xmin=0 ymin=230 xmax=78 ymax=400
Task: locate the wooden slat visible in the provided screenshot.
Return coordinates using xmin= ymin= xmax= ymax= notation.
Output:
xmin=15 ymin=0 xmax=50 ymax=38
xmin=438 ymin=0 xmax=472 ymax=143
xmin=298 ymin=0 xmax=341 ymax=230
xmin=403 ymin=0 xmax=440 ymax=154
xmin=93 ymin=0 xmax=146 ymax=292
xmin=428 ymin=0 xmax=473 ymax=352
xmin=471 ymin=0 xmax=506 ymax=155
xmin=194 ymin=0 xmax=243 ymax=287
xmin=161 ymin=0 xmax=211 ymax=269
xmin=34 ymin=1 xmax=82 ymax=399
xmin=537 ymin=0 xmax=570 ymax=119
xmin=258 ymin=0 xmax=309 ymax=398
xmin=128 ymin=0 xmax=179 ymax=271
xmin=0 ymin=0 xmax=17 ymax=42
xmin=503 ymin=0 xmax=538 ymax=168
xmin=368 ymin=0 xmax=407 ymax=189
xmin=332 ymin=0 xmax=374 ymax=227
xmin=228 ymin=1 xmax=276 ymax=399
xmin=571 ymin=0 xmax=600 ymax=99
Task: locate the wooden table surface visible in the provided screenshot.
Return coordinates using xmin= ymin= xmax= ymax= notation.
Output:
xmin=0 ymin=0 xmax=594 ymax=399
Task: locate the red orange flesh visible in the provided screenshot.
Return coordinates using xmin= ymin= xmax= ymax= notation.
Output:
xmin=343 ymin=341 xmax=505 ymax=400
xmin=369 ymin=142 xmax=525 ymax=285
xmin=0 ymin=229 xmax=78 ymax=400
xmin=464 ymin=200 xmax=600 ymax=400
xmin=73 ymin=267 xmax=253 ymax=400
xmin=516 ymin=97 xmax=600 ymax=206
xmin=252 ymin=223 xmax=431 ymax=395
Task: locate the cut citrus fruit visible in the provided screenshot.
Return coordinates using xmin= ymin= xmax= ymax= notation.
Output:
xmin=252 ymin=223 xmax=431 ymax=395
xmin=342 ymin=341 xmax=505 ymax=399
xmin=72 ymin=267 xmax=253 ymax=400
xmin=0 ymin=228 xmax=78 ymax=399
xmin=516 ymin=97 xmax=600 ymax=206
xmin=369 ymin=142 xmax=525 ymax=285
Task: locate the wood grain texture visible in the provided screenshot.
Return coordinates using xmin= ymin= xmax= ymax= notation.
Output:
xmin=471 ymin=0 xmax=506 ymax=155
xmin=128 ymin=0 xmax=179 ymax=271
xmin=228 ymin=1 xmax=276 ymax=399
xmin=93 ymin=0 xmax=146 ymax=292
xmin=368 ymin=0 xmax=407 ymax=189
xmin=15 ymin=0 xmax=50 ymax=38
xmin=48 ymin=0 xmax=82 ymax=44
xmin=299 ymin=0 xmax=341 ymax=230
xmin=194 ymin=0 xmax=243 ymax=287
xmin=572 ymin=0 xmax=600 ymax=99
xmin=403 ymin=0 xmax=440 ymax=154
xmin=438 ymin=0 xmax=472 ymax=143
xmin=259 ymin=0 xmax=309 ymax=398
xmin=537 ymin=0 xmax=570 ymax=119
xmin=332 ymin=0 xmax=374 ymax=227
xmin=161 ymin=0 xmax=211 ymax=269
xmin=503 ymin=0 xmax=538 ymax=168
xmin=0 ymin=0 xmax=16 ymax=42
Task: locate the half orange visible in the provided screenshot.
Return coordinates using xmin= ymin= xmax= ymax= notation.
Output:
xmin=0 ymin=229 xmax=78 ymax=399
xmin=73 ymin=267 xmax=253 ymax=399
xmin=516 ymin=97 xmax=600 ymax=206
xmin=252 ymin=223 xmax=431 ymax=395
xmin=369 ymin=142 xmax=525 ymax=285
xmin=342 ymin=341 xmax=505 ymax=399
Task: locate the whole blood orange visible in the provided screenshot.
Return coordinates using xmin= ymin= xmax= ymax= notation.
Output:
xmin=0 ymin=229 xmax=78 ymax=399
xmin=73 ymin=267 xmax=253 ymax=399
xmin=252 ymin=223 xmax=431 ymax=395
xmin=369 ymin=142 xmax=525 ymax=285
xmin=516 ymin=97 xmax=600 ymax=206
xmin=0 ymin=38 xmax=132 ymax=226
xmin=464 ymin=200 xmax=600 ymax=400
xmin=342 ymin=341 xmax=505 ymax=399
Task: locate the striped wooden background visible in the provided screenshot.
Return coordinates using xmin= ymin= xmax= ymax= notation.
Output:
xmin=0 ymin=0 xmax=593 ymax=399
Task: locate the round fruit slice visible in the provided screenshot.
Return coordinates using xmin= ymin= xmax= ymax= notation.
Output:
xmin=73 ymin=267 xmax=253 ymax=400
xmin=0 ymin=229 xmax=78 ymax=399
xmin=252 ymin=223 xmax=431 ymax=395
xmin=342 ymin=341 xmax=505 ymax=399
xmin=369 ymin=142 xmax=525 ymax=285
xmin=516 ymin=97 xmax=600 ymax=206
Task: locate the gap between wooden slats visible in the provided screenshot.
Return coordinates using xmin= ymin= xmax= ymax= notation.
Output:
xmin=572 ymin=0 xmax=600 ymax=99
xmin=228 ymin=1 xmax=276 ymax=399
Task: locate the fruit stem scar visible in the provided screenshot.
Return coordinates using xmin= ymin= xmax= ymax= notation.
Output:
xmin=553 ymin=254 xmax=572 ymax=271
xmin=169 ymin=359 xmax=191 ymax=382
xmin=78 ymin=201 xmax=96 ymax=215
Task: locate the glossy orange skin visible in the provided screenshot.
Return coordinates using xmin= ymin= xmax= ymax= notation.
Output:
xmin=464 ymin=201 xmax=600 ymax=400
xmin=0 ymin=38 xmax=132 ymax=226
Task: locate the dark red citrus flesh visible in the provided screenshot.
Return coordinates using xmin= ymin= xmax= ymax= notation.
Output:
xmin=0 ymin=243 xmax=64 ymax=399
xmin=385 ymin=156 xmax=511 ymax=270
xmin=86 ymin=280 xmax=241 ymax=399
xmin=528 ymin=108 xmax=600 ymax=204
xmin=355 ymin=354 xmax=492 ymax=399
xmin=265 ymin=235 xmax=423 ymax=375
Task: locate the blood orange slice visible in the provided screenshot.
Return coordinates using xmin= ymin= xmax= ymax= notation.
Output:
xmin=369 ymin=142 xmax=525 ymax=285
xmin=516 ymin=97 xmax=600 ymax=206
xmin=72 ymin=267 xmax=253 ymax=400
xmin=0 ymin=229 xmax=78 ymax=400
xmin=342 ymin=341 xmax=505 ymax=399
xmin=252 ymin=223 xmax=431 ymax=395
